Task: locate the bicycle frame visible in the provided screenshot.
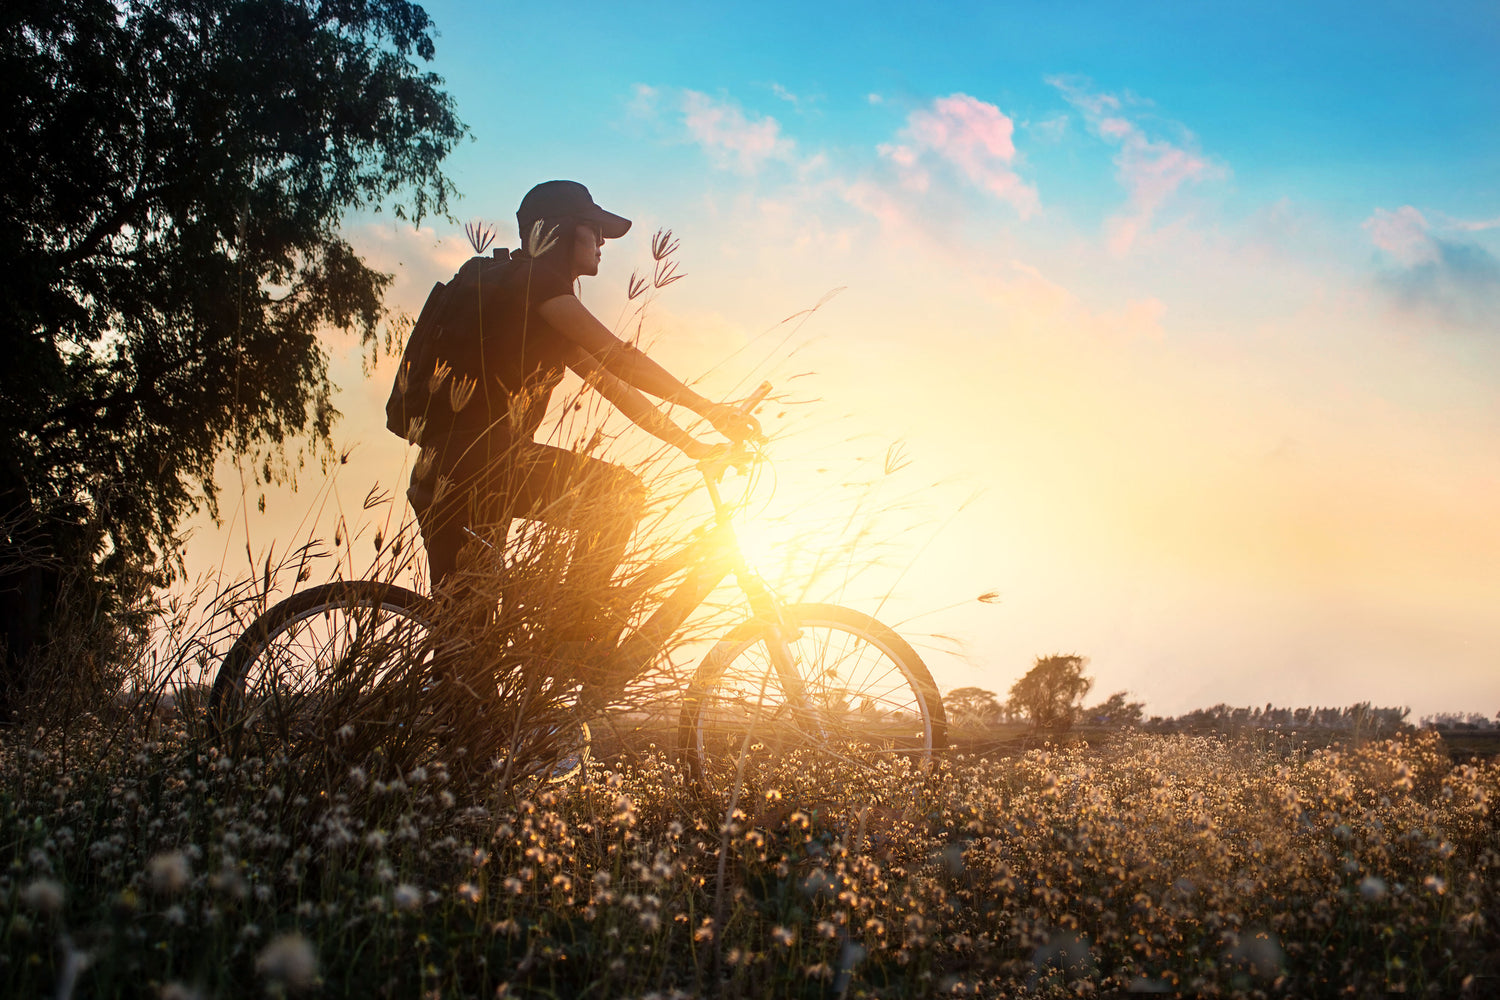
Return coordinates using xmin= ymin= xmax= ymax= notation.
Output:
xmin=459 ymin=381 xmax=811 ymax=707
xmin=599 ymin=456 xmax=806 ymax=703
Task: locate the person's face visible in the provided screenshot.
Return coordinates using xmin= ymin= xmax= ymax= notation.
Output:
xmin=571 ymin=222 xmax=603 ymax=278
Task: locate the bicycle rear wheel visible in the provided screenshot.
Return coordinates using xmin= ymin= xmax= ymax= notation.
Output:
xmin=209 ymin=581 xmax=435 ymax=762
xmin=678 ymin=603 xmax=947 ymax=796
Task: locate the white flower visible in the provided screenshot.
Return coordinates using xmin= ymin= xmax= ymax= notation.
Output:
xmin=393 ymin=883 xmax=422 ymax=912
xmin=255 ymin=933 xmax=318 ymax=991
xmin=20 ymin=878 xmax=64 ymax=915
xmin=147 ymin=851 xmax=190 ymax=895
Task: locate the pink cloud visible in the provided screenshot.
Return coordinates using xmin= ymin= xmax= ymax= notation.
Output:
xmin=1050 ymin=78 xmax=1223 ymax=254
xmin=1363 ymin=206 xmax=1439 ymax=268
xmin=838 ymin=177 xmax=909 ymax=232
xmin=879 ymin=93 xmax=1039 ymax=217
xmin=1107 ymin=136 xmax=1217 ymax=253
xmin=680 ymin=91 xmax=795 ymax=172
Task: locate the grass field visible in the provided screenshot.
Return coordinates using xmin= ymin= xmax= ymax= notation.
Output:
xmin=3 ymin=715 xmax=1495 ymax=999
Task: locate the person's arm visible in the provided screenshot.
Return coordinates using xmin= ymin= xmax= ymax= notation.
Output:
xmin=538 ymin=294 xmax=758 ymax=439
xmin=563 ymin=343 xmax=718 ymax=459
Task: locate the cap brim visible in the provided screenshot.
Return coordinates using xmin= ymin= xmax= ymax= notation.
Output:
xmin=586 ymin=207 xmax=631 ymax=240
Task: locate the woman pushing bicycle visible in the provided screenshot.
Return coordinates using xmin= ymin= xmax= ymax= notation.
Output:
xmin=389 ymin=180 xmax=759 ymax=616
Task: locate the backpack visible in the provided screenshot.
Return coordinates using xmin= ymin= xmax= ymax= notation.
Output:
xmin=385 ymin=248 xmax=518 ymax=441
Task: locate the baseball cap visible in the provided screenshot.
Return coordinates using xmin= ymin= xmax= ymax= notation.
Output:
xmin=517 ymin=181 xmax=631 ymax=240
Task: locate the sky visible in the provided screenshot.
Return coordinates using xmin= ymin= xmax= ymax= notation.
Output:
xmin=184 ymin=1 xmax=1500 ymax=719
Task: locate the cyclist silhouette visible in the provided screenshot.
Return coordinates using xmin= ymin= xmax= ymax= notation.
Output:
xmin=404 ymin=181 xmax=757 ymax=628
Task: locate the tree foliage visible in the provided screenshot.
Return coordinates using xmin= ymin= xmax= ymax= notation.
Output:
xmin=944 ymin=686 xmax=1003 ymax=728
xmin=1006 ymin=654 xmax=1094 ymax=731
xmin=0 ymin=0 xmax=464 ymax=706
xmin=1082 ymin=690 xmax=1146 ymax=727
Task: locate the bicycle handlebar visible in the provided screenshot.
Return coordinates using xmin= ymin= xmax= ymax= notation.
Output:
xmin=698 ymin=381 xmax=772 ymax=482
xmin=737 ymin=380 xmax=773 ymax=417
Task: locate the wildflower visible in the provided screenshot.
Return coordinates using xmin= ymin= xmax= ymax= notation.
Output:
xmin=414 ymin=447 xmax=437 ymax=481
xmin=456 ymin=882 xmax=482 ymax=904
xmin=255 ymin=933 xmax=318 ymax=991
xmin=1359 ymin=876 xmax=1388 ymax=901
xmin=772 ymin=925 xmax=796 ymax=947
xmin=20 ymin=878 xmax=64 ymax=916
xmin=393 ymin=884 xmax=422 ymax=912
xmin=450 ymin=374 xmax=477 ymax=412
xmin=147 ymin=851 xmax=190 ymax=896
xmin=526 ymin=220 xmax=559 ymax=257
xmin=427 ymin=360 xmax=452 ymax=394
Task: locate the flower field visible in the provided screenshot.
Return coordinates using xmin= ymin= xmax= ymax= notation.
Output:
xmin=3 ymin=722 xmax=1495 ymax=998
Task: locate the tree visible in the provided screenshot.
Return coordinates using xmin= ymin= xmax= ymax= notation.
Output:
xmin=944 ymin=686 xmax=1002 ymax=728
xmin=1081 ymin=690 xmax=1145 ymax=727
xmin=1006 ymin=654 xmax=1093 ymax=732
xmin=0 ymin=0 xmax=464 ymax=713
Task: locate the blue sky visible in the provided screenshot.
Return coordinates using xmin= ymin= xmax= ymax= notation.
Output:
xmin=191 ymin=1 xmax=1500 ymax=717
xmin=427 ymin=0 xmax=1499 ymax=222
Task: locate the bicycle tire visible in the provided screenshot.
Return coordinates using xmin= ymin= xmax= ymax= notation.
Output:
xmin=210 ymin=581 xmax=593 ymax=782
xmin=209 ymin=581 xmax=435 ymax=759
xmin=677 ymin=603 xmax=947 ymax=794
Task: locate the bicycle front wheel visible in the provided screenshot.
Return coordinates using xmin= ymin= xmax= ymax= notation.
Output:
xmin=210 ymin=581 xmax=435 ymax=761
xmin=678 ymin=603 xmax=947 ymax=795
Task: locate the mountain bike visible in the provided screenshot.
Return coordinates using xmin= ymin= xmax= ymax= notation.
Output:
xmin=209 ymin=383 xmax=947 ymax=789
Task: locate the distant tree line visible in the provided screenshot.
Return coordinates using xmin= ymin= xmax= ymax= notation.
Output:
xmin=1421 ymin=712 xmax=1500 ymax=733
xmin=1143 ymin=702 xmax=1411 ymax=738
xmin=945 ymin=656 xmax=1422 ymax=740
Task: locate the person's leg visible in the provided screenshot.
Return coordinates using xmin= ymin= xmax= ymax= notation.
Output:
xmin=509 ymin=443 xmax=645 ymax=597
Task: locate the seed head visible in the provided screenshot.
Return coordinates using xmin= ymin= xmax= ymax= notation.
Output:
xmin=20 ymin=878 xmax=64 ymax=916
xmin=255 ymin=933 xmax=318 ymax=991
xmin=147 ymin=851 xmax=190 ymax=896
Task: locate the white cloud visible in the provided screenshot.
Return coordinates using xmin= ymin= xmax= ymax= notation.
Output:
xmin=627 ymin=83 xmax=660 ymax=119
xmin=680 ymin=90 xmax=796 ymax=173
xmin=1434 ymin=212 xmax=1500 ymax=233
xmin=1364 ymin=205 xmax=1500 ymax=328
xmin=1023 ymin=113 xmax=1070 ymax=143
xmin=1363 ymin=206 xmax=1439 ymax=268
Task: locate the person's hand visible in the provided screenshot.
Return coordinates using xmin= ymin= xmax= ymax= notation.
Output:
xmin=703 ymin=401 xmax=762 ymax=442
xmin=681 ymin=438 xmax=726 ymax=462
